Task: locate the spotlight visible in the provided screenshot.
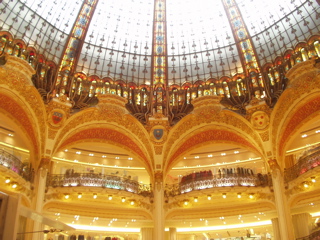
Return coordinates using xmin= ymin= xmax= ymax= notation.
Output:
xmin=184 ymin=200 xmax=189 ymax=206
xmin=121 ymin=197 xmax=126 ymax=202
xmin=222 ymin=193 xmax=227 ymax=198
xmin=130 ymin=200 xmax=135 ymax=205
xmin=5 ymin=177 xmax=10 ymax=184
xmin=237 ymin=193 xmax=242 ymax=198
xmin=108 ymin=195 xmax=113 ymax=200
xmin=207 ymin=195 xmax=212 ymax=200
xmin=11 ymin=183 xmax=17 ymax=189
xmin=194 ymin=197 xmax=198 ymax=202
xmin=78 ymin=193 xmax=82 ymax=199
xmin=93 ymin=193 xmax=97 ymax=199
xmin=304 ymin=182 xmax=309 ymax=188
xmin=249 ymin=194 xmax=254 ymax=199
xmin=311 ymin=177 xmax=316 ymax=183
xmin=64 ymin=194 xmax=70 ymax=199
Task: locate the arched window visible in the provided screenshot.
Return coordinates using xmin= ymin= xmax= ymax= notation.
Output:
xmin=236 ymin=78 xmax=244 ymax=96
xmin=209 ymin=82 xmax=217 ymax=96
xmin=223 ymin=81 xmax=230 ymax=98
xmin=300 ymin=48 xmax=308 ymax=61
xmin=314 ymin=41 xmax=320 ymax=57
xmin=198 ymin=85 xmax=203 ymax=97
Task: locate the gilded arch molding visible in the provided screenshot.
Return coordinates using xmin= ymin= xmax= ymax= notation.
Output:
xmin=51 ymin=103 xmax=154 ymax=169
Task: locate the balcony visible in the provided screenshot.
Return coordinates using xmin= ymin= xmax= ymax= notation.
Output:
xmin=165 ymin=172 xmax=270 ymax=197
xmin=0 ymin=149 xmax=32 ymax=182
xmin=285 ymin=147 xmax=320 ymax=183
xmin=46 ymin=173 xmax=152 ymax=197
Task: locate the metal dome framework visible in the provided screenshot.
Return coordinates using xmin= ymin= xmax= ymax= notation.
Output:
xmin=0 ymin=0 xmax=320 ymax=125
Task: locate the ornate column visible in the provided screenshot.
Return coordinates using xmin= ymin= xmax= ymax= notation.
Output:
xmin=141 ymin=228 xmax=154 ymax=240
xmin=271 ymin=218 xmax=281 ymax=240
xmin=169 ymin=227 xmax=177 ymax=240
xmin=268 ymin=159 xmax=295 ymax=240
xmin=292 ymin=213 xmax=312 ymax=238
xmin=153 ymin=171 xmax=165 ymax=240
xmin=30 ymin=157 xmax=50 ymax=240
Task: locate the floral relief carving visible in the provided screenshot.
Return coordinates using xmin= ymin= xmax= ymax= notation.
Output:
xmin=0 ymin=59 xmax=47 ymax=157
xmin=272 ymin=61 xmax=320 ymax=157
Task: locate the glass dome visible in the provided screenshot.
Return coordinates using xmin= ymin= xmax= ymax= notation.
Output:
xmin=0 ymin=0 xmax=319 ymax=124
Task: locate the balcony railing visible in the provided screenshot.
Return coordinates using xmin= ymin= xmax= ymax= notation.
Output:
xmin=165 ymin=173 xmax=270 ymax=197
xmin=285 ymin=148 xmax=320 ymax=183
xmin=296 ymin=230 xmax=320 ymax=240
xmin=46 ymin=173 xmax=152 ymax=197
xmin=0 ymin=149 xmax=32 ymax=181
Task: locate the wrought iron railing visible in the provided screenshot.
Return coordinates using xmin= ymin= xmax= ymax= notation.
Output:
xmin=285 ymin=148 xmax=320 ymax=183
xmin=0 ymin=149 xmax=32 ymax=181
xmin=296 ymin=230 xmax=320 ymax=240
xmin=46 ymin=173 xmax=152 ymax=197
xmin=165 ymin=173 xmax=270 ymax=197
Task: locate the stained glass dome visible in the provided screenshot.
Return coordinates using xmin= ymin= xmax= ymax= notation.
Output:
xmin=0 ymin=0 xmax=319 ymax=123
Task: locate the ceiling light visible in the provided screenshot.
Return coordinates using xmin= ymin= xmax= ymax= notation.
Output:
xmin=108 ymin=195 xmax=113 ymax=200
xmin=78 ymin=193 xmax=82 ymax=199
xmin=8 ymin=133 xmax=14 ymax=137
xmin=130 ymin=200 xmax=135 ymax=205
xmin=89 ymin=153 xmax=94 ymax=156
xmin=64 ymin=194 xmax=70 ymax=199
xmin=102 ymin=155 xmax=106 ymax=158
xmin=249 ymin=194 xmax=254 ymax=199
xmin=221 ymin=153 xmax=226 ymax=156
xmin=194 ymin=197 xmax=198 ymax=202
xmin=301 ymin=134 xmax=308 ymax=138
xmin=207 ymin=195 xmax=212 ymax=200
xmin=64 ymin=149 xmax=68 ymax=152
xmin=311 ymin=177 xmax=316 ymax=183
xmin=304 ymin=182 xmax=309 ymax=188
xmin=5 ymin=177 xmax=10 ymax=183
xmin=208 ymin=154 xmax=213 ymax=157
xmin=121 ymin=197 xmax=126 ymax=202
xmin=11 ymin=182 xmax=17 ymax=189
xmin=76 ymin=151 xmax=81 ymax=154
xmin=237 ymin=193 xmax=242 ymax=198
xmin=93 ymin=193 xmax=97 ymax=199
xmin=184 ymin=200 xmax=189 ymax=206
xmin=222 ymin=193 xmax=226 ymax=198
xmin=234 ymin=151 xmax=239 ymax=154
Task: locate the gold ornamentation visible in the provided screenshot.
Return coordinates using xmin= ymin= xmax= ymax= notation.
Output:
xmin=251 ymin=111 xmax=270 ymax=130
xmin=259 ymin=131 xmax=269 ymax=142
xmin=48 ymin=129 xmax=58 ymax=140
xmin=154 ymin=146 xmax=163 ymax=155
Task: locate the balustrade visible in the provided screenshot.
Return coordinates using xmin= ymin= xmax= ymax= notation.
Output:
xmin=285 ymin=147 xmax=320 ymax=183
xmin=0 ymin=149 xmax=32 ymax=181
xmin=165 ymin=173 xmax=269 ymax=197
xmin=47 ymin=173 xmax=151 ymax=197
